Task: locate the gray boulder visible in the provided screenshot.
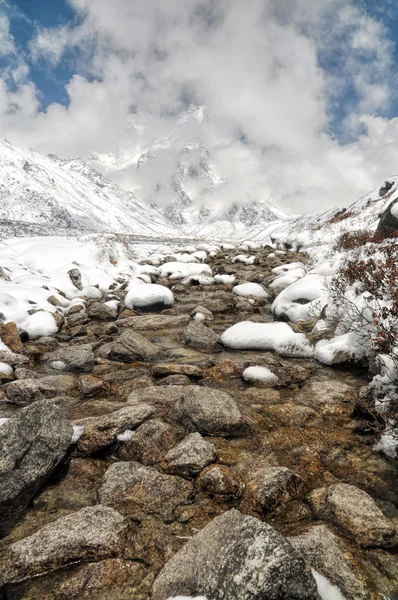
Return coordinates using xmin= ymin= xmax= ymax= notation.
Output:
xmin=182 ymin=321 xmax=221 ymax=353
xmin=98 ymin=330 xmax=160 ymax=362
xmin=46 ymin=344 xmax=95 ymax=372
xmin=2 ymin=506 xmax=127 ymax=584
xmin=152 ymin=509 xmax=320 ymax=600
xmin=0 ymin=400 xmax=73 ymax=536
xmin=161 ymin=432 xmax=217 ymax=477
xmin=175 ymin=386 xmax=247 ymax=437
xmin=3 ymin=379 xmax=43 ymax=405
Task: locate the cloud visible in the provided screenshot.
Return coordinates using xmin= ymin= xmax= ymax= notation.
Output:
xmin=0 ymin=0 xmax=398 ymax=214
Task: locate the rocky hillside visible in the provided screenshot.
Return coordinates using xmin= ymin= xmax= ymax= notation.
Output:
xmin=0 ymin=236 xmax=397 ymax=599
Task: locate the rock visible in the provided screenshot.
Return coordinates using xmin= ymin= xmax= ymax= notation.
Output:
xmin=127 ymin=385 xmax=189 ymax=407
xmin=243 ymin=352 xmax=310 ymax=386
xmin=260 ymin=402 xmax=320 ymax=427
xmin=117 ymin=314 xmax=190 ymax=330
xmin=182 ymin=321 xmax=221 ymax=353
xmin=98 ymin=461 xmax=193 ymax=521
xmin=2 ymin=506 xmax=127 ymax=584
xmin=203 ymin=359 xmax=241 ymax=384
xmin=241 ymin=467 xmax=304 ymax=515
xmin=78 ymin=374 xmax=109 ymax=397
xmin=38 ymin=374 xmax=76 ymax=397
xmin=295 ymin=378 xmax=357 ymax=418
xmin=0 ymin=322 xmax=23 ymax=352
xmin=0 ymin=350 xmax=29 ymax=366
xmin=289 ymin=525 xmax=370 ymax=600
xmin=87 ymin=302 xmax=117 ymax=320
xmin=98 ymin=330 xmax=160 ymax=362
xmin=376 ymin=196 xmax=398 ymax=238
xmin=0 ymin=400 xmax=73 ymax=536
xmin=197 ymin=465 xmax=244 ymax=500
xmin=3 ymin=378 xmax=43 ymax=405
xmin=68 ymin=268 xmax=83 ymax=290
xmin=46 ymin=344 xmax=95 ymax=372
xmin=75 ymin=403 xmax=155 ymax=455
xmin=191 ymin=305 xmax=214 ymax=321
xmin=14 ymin=367 xmax=36 ymax=380
xmin=115 ymin=419 xmax=180 ymax=464
xmin=124 ymin=283 xmax=174 ymax=312
xmin=174 ymin=386 xmax=247 ymax=437
xmin=161 ymin=433 xmax=217 ymax=477
xmin=308 ymin=483 xmax=396 ymax=547
xmin=159 ymin=374 xmax=191 ymax=385
xmin=152 ymin=363 xmax=203 ymax=378
xmin=152 ymin=509 xmax=320 ymax=600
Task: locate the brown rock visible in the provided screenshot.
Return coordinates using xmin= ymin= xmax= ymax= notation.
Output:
xmin=0 ymin=322 xmax=23 ymax=352
xmin=78 ymin=374 xmax=109 ymax=397
xmin=197 ymin=465 xmax=244 ymax=501
xmin=242 ymin=467 xmax=304 ymax=516
xmin=115 ymin=419 xmax=181 ymax=464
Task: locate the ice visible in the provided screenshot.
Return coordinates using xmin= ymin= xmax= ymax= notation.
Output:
xmin=233 ymin=283 xmax=268 ymax=298
xmin=243 ymin=366 xmax=279 ymax=384
xmin=221 ymin=321 xmax=314 ymax=357
xmin=125 ymin=284 xmax=174 ymax=310
xmin=311 ymin=569 xmax=346 ymax=600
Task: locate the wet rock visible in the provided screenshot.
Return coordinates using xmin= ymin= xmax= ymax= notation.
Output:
xmin=75 ymin=403 xmax=155 ymax=455
xmin=0 ymin=400 xmax=73 ymax=536
xmin=161 ymin=433 xmax=217 ymax=477
xmin=54 ymin=558 xmax=146 ymax=599
xmin=175 ymin=386 xmax=247 ymax=437
xmin=260 ymin=402 xmax=320 ymax=427
xmin=38 ymin=374 xmax=76 ymax=397
xmin=1 ymin=506 xmax=127 ymax=584
xmin=78 ymin=374 xmax=109 ymax=397
xmin=203 ymin=359 xmax=241 ymax=385
xmin=182 ymin=321 xmax=221 ymax=353
xmin=115 ymin=419 xmax=181 ymax=464
xmin=241 ymin=467 xmax=304 ymax=516
xmin=0 ymin=322 xmax=23 ymax=352
xmin=159 ymin=374 xmax=191 ymax=385
xmin=289 ymin=525 xmax=370 ymax=600
xmin=87 ymin=302 xmax=117 ymax=321
xmin=152 ymin=509 xmax=320 ymax=600
xmin=308 ymin=483 xmax=396 ymax=547
xmin=152 ymin=363 xmax=203 ymax=378
xmin=3 ymin=378 xmax=43 ymax=405
xmin=98 ymin=461 xmax=193 ymax=521
xmin=117 ymin=314 xmax=190 ymax=330
xmin=46 ymin=344 xmax=95 ymax=372
xmin=98 ymin=330 xmax=160 ymax=362
xmin=295 ymin=378 xmax=357 ymax=418
xmin=197 ymin=465 xmax=244 ymax=501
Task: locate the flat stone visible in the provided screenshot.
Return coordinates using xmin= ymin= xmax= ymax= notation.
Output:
xmin=115 ymin=419 xmax=180 ymax=464
xmin=3 ymin=379 xmax=43 ymax=405
xmin=174 ymin=385 xmax=247 ymax=437
xmin=127 ymin=385 xmax=189 ymax=407
xmin=152 ymin=363 xmax=203 ymax=378
xmin=308 ymin=483 xmax=396 ymax=547
xmin=161 ymin=433 xmax=217 ymax=477
xmin=75 ymin=403 xmax=155 ymax=455
xmin=98 ymin=461 xmax=193 ymax=521
xmin=97 ymin=330 xmax=160 ymax=362
xmin=159 ymin=374 xmax=191 ymax=385
xmin=46 ymin=344 xmax=95 ymax=372
xmin=117 ymin=314 xmax=190 ymax=330
xmin=295 ymin=379 xmax=357 ymax=418
xmin=1 ymin=506 xmax=127 ymax=584
xmin=0 ymin=400 xmax=73 ymax=536
xmin=38 ymin=374 xmax=76 ymax=397
xmin=152 ymin=509 xmax=320 ymax=600
xmin=182 ymin=321 xmax=221 ymax=353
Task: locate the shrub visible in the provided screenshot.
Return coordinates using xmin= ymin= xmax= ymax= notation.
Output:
xmin=333 ymin=229 xmax=376 ymax=252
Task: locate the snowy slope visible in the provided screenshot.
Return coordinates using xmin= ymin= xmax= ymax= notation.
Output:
xmin=0 ymin=138 xmax=177 ymax=236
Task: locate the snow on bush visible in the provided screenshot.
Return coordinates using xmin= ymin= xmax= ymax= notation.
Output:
xmin=125 ymin=284 xmax=174 ymax=310
xmin=243 ymin=366 xmax=279 ymax=385
xmin=221 ymin=321 xmax=314 ymax=357
xmin=233 ymin=283 xmax=268 ymax=299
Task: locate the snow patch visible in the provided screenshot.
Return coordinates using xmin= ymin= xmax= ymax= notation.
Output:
xmin=233 ymin=283 xmax=268 ymax=298
xmin=243 ymin=366 xmax=279 ymax=385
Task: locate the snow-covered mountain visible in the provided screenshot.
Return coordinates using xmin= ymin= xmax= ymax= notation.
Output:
xmin=0 ymin=138 xmax=176 ymax=237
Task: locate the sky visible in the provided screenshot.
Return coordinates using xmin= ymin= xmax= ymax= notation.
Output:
xmin=1 ymin=0 xmax=398 ymax=214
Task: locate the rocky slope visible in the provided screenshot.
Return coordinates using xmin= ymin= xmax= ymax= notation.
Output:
xmin=0 ymin=241 xmax=397 ymax=599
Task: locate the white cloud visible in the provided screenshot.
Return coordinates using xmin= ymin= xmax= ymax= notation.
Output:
xmin=0 ymin=0 xmax=397 ymax=214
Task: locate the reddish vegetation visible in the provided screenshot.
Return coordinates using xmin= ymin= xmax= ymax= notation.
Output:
xmin=327 ymin=209 xmax=356 ymax=224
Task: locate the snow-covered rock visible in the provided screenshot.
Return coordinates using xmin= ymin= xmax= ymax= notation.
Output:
xmin=233 ymin=283 xmax=268 ymax=299
xmin=221 ymin=322 xmax=314 ymax=357
xmin=125 ymin=284 xmax=174 ymax=311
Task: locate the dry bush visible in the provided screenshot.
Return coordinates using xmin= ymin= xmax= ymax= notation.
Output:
xmin=327 ymin=209 xmax=356 ymax=224
xmin=333 ymin=229 xmax=376 ymax=252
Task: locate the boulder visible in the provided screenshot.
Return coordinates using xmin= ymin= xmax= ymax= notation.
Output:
xmin=241 ymin=467 xmax=304 ymax=515
xmin=289 ymin=525 xmax=370 ymax=600
xmin=46 ymin=344 xmax=95 ymax=372
xmin=97 ymin=330 xmax=160 ymax=362
xmin=182 ymin=321 xmax=221 ymax=353
xmin=197 ymin=465 xmax=244 ymax=501
xmin=3 ymin=379 xmax=43 ymax=405
xmin=78 ymin=374 xmax=109 ymax=396
xmin=115 ymin=419 xmax=180 ymax=464
xmin=308 ymin=483 xmax=396 ymax=547
xmin=152 ymin=509 xmax=320 ymax=600
xmin=0 ymin=350 xmax=29 ymax=366
xmin=87 ymin=302 xmax=117 ymax=321
xmin=161 ymin=433 xmax=217 ymax=477
xmin=0 ymin=400 xmax=73 ymax=536
xmin=1 ymin=506 xmax=127 ymax=584
xmin=295 ymin=378 xmax=357 ymax=418
xmin=38 ymin=374 xmax=76 ymax=397
xmin=98 ymin=461 xmax=193 ymax=521
xmin=174 ymin=386 xmax=247 ymax=437
xmin=75 ymin=403 xmax=155 ymax=455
